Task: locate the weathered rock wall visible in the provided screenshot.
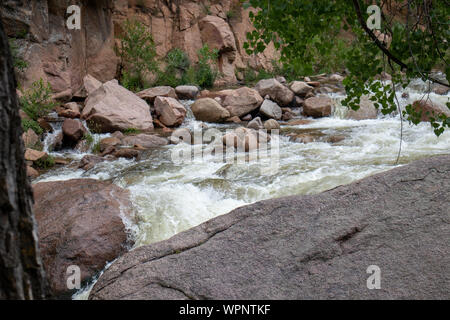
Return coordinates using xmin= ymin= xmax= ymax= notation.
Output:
xmin=0 ymin=0 xmax=278 ymax=96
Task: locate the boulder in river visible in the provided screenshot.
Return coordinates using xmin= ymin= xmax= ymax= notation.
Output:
xmin=259 ymin=99 xmax=282 ymax=120
xmin=221 ymin=87 xmax=264 ymax=117
xmin=346 ymin=95 xmax=378 ymax=120
xmin=247 ymin=117 xmax=264 ymax=130
xmin=90 ymin=155 xmax=450 ymax=300
xmin=175 ymin=85 xmax=199 ymax=100
xmin=99 ymin=137 xmax=121 ymax=152
xmin=303 ymin=96 xmax=333 ymax=118
xmin=264 ymin=119 xmax=280 ymax=131
xmin=24 ymin=149 xmax=48 ymax=162
xmin=26 ymin=166 xmax=40 ymax=179
xmin=290 ymin=81 xmax=314 ymax=97
xmin=137 ymin=86 xmax=178 ymax=103
xmin=82 ymin=80 xmax=154 ymax=133
xmin=154 ymin=96 xmax=187 ymax=127
xmin=114 ymin=148 xmax=140 ymax=159
xmin=34 ymin=179 xmax=134 ymax=298
xmin=255 ymin=78 xmax=294 ymax=106
xmin=412 ymin=100 xmax=450 ymax=122
xmin=78 ymin=155 xmax=106 ymax=171
xmin=62 ymin=118 xmax=87 ymax=146
xmin=191 ymin=98 xmax=230 ymax=123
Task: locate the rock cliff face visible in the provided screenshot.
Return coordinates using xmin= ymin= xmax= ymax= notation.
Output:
xmin=89 ymin=155 xmax=450 ymax=300
xmin=0 ymin=0 xmax=278 ymax=96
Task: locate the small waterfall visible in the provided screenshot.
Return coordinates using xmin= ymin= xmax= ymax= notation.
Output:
xmin=42 ymin=117 xmax=111 ymax=158
xmin=42 ymin=122 xmax=63 ymax=153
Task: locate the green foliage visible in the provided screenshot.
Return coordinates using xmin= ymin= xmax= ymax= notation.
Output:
xmin=83 ymin=133 xmax=94 ymax=146
xmin=118 ymin=19 xmax=159 ymax=91
xmin=226 ymin=11 xmax=235 ymax=20
xmin=35 ymin=155 xmax=55 ymax=169
xmin=194 ymin=45 xmax=219 ymax=88
xmin=20 ymin=79 xmax=56 ymax=124
xmin=9 ymin=38 xmax=28 ymax=72
xmin=155 ymin=45 xmax=218 ymax=88
xmin=240 ymin=67 xmax=278 ymax=86
xmin=155 ymin=48 xmax=192 ymax=87
xmin=245 ymin=0 xmax=450 ymax=136
xmin=166 ymin=48 xmax=191 ymax=71
xmin=22 ymin=118 xmax=43 ymax=136
xmin=123 ymin=128 xmax=141 ymax=135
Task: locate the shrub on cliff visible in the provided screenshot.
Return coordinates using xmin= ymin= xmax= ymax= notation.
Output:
xmin=118 ymin=19 xmax=159 ymax=92
xmin=155 ymin=48 xmax=191 ymax=88
xmin=20 ymin=79 xmax=56 ymax=135
xmin=156 ymin=45 xmax=219 ymax=89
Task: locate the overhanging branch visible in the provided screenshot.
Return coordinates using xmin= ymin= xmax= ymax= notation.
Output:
xmin=351 ymin=0 xmax=450 ymax=88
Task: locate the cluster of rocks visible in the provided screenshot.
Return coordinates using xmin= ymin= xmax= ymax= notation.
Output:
xmin=21 ymin=74 xmax=202 ymax=177
xmin=191 ymin=75 xmax=339 ymax=128
xmin=78 ymin=132 xmax=169 ymax=171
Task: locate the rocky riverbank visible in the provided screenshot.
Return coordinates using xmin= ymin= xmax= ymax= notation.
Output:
xmin=89 ymin=155 xmax=450 ymax=300
xmin=22 ymin=71 xmax=450 ymax=181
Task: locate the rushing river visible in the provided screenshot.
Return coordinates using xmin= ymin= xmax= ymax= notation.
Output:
xmin=34 ymin=78 xmax=450 ymax=299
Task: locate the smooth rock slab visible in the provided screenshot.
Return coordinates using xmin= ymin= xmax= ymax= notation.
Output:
xmin=90 ymin=155 xmax=450 ymax=300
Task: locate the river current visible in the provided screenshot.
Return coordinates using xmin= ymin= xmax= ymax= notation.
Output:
xmin=33 ymin=78 xmax=450 ymax=299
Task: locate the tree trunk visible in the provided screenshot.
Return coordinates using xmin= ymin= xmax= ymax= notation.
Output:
xmin=0 ymin=18 xmax=48 ymax=299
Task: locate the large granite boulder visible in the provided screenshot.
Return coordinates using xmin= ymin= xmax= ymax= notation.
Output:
xmin=191 ymin=98 xmax=230 ymax=123
xmin=290 ymin=81 xmax=314 ymax=97
xmin=154 ymin=97 xmax=187 ymax=127
xmin=62 ymin=118 xmax=87 ymax=147
xmin=221 ymin=87 xmax=264 ymax=117
xmin=34 ymin=179 xmax=134 ymax=298
xmin=346 ymin=95 xmax=378 ymax=120
xmin=259 ymin=99 xmax=282 ymax=120
xmin=303 ymin=96 xmax=333 ymax=118
xmin=175 ymin=85 xmax=199 ymax=100
xmin=90 ymin=156 xmax=449 ymax=300
xmin=411 ymin=100 xmax=450 ymax=122
xmin=137 ymin=86 xmax=178 ymax=104
xmin=255 ymin=78 xmax=294 ymax=106
xmin=82 ymin=80 xmax=153 ymax=133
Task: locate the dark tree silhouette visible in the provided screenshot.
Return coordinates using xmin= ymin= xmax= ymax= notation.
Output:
xmin=0 ymin=18 xmax=48 ymax=300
